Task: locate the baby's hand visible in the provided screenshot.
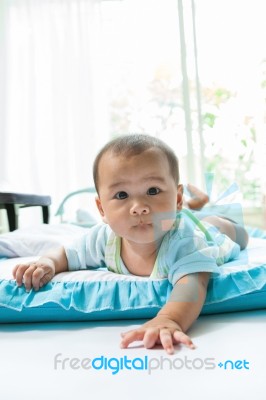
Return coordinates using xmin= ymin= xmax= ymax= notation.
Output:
xmin=120 ymin=315 xmax=195 ymax=355
xmin=12 ymin=258 xmax=56 ymax=292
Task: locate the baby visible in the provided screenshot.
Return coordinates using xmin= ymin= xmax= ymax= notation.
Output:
xmin=13 ymin=134 xmax=248 ymax=354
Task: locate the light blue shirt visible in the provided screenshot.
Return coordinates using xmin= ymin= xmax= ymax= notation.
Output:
xmin=65 ymin=209 xmax=240 ymax=286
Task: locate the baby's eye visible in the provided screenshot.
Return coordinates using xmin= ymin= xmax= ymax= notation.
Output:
xmin=115 ymin=191 xmax=128 ymax=200
xmin=147 ymin=187 xmax=160 ymax=196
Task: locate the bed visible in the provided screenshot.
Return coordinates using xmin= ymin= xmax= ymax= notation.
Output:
xmin=0 ymin=223 xmax=265 ymax=399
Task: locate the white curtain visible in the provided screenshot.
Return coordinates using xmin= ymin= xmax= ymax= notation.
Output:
xmin=0 ymin=0 xmax=109 ymax=210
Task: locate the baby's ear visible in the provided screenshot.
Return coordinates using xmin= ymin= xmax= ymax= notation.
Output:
xmin=176 ymin=184 xmax=183 ymax=210
xmin=95 ymin=197 xmax=107 ymax=223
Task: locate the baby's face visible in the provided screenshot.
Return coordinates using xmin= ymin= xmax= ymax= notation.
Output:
xmin=95 ymin=148 xmax=183 ymax=245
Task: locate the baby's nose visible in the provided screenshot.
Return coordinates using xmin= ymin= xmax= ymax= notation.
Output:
xmin=130 ymin=201 xmax=150 ymax=215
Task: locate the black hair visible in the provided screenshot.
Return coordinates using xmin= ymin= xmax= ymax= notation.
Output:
xmin=93 ymin=134 xmax=179 ymax=193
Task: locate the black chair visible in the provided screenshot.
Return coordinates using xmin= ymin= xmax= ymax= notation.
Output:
xmin=0 ymin=192 xmax=51 ymax=231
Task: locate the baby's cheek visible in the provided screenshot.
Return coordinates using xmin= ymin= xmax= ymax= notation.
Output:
xmin=109 ymin=218 xmax=127 ymax=233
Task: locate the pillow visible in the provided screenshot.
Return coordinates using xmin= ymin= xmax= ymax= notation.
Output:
xmin=0 ymin=223 xmax=87 ymax=258
xmin=0 ymin=229 xmax=265 ymax=323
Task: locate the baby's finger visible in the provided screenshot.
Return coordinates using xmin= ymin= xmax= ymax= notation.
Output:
xmin=12 ymin=264 xmax=20 ymax=279
xmin=142 ymin=328 xmax=160 ymax=349
xmin=120 ymin=329 xmax=145 ymax=349
xmin=23 ymin=264 xmax=38 ymax=292
xmin=31 ymin=267 xmax=46 ymax=291
xmin=34 ymin=268 xmax=54 ymax=290
xmin=39 ymin=273 xmax=53 ymax=288
xmin=13 ymin=264 xmax=30 ymax=286
xmin=173 ymin=330 xmax=196 ymax=349
xmin=159 ymin=329 xmax=175 ymax=355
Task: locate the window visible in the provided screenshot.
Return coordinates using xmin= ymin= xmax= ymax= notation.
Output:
xmin=0 ymin=0 xmax=265 ymax=228
xmin=100 ymin=0 xmax=266 ymax=220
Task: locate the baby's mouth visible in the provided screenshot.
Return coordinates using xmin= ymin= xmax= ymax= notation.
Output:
xmin=134 ymin=220 xmax=152 ymax=227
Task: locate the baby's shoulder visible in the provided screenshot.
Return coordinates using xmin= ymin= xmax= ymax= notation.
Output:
xmin=86 ymin=222 xmax=112 ymax=239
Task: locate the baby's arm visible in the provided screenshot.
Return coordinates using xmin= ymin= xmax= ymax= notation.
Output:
xmin=13 ymin=246 xmax=68 ymax=292
xmin=120 ymin=272 xmax=210 ymax=354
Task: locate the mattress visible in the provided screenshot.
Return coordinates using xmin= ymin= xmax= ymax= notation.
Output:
xmin=0 ymin=225 xmax=265 ymax=323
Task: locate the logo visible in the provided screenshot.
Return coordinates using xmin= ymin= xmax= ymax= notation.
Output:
xmin=218 ymin=359 xmax=250 ymax=370
xmin=53 ymin=353 xmax=250 ymax=375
